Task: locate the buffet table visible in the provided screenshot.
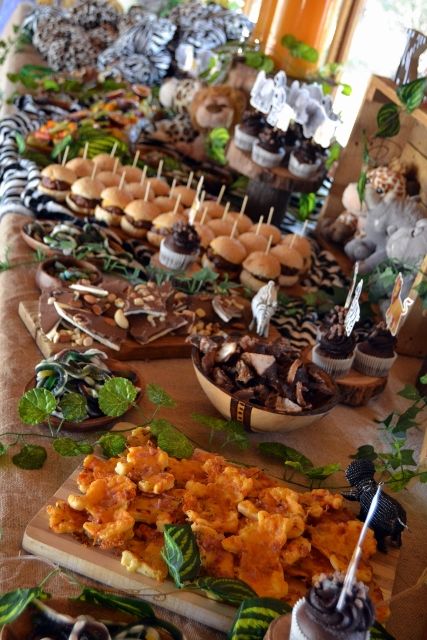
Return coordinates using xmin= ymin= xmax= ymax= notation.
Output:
xmin=1 ymin=6 xmax=427 ymax=640
xmin=0 ymin=211 xmax=427 ymax=639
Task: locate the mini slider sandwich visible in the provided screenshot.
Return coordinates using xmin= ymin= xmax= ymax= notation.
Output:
xmin=121 ymin=199 xmax=162 ymax=238
xmin=66 ymin=177 xmax=105 ymax=215
xmin=202 ymin=236 xmax=247 ymax=280
xmin=92 ymin=153 xmax=121 ymax=172
xmin=146 ymin=211 xmax=187 ymax=248
xmin=240 ymin=250 xmax=281 ymax=291
xmin=94 ymin=186 xmax=132 ymax=226
xmin=65 ymin=157 xmax=94 ymax=178
xmin=39 ymin=165 xmax=77 ymax=201
xmin=271 ymin=244 xmax=304 ymax=286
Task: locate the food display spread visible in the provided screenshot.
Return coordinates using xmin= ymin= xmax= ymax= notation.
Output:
xmin=0 ymin=1 xmax=426 ymax=640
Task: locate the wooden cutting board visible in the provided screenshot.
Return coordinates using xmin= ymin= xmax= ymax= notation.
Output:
xmin=19 ymin=299 xmax=280 ymax=361
xmin=22 ymin=468 xmax=400 ymax=633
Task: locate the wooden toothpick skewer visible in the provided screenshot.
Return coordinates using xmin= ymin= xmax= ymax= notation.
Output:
xmin=140 ymin=165 xmax=147 ymax=184
xmin=201 ymin=207 xmax=208 ymax=225
xmin=267 ymin=206 xmax=274 ymax=226
xmin=173 ymin=194 xmax=182 ymax=215
xmin=200 ymin=190 xmax=206 ymax=206
xmin=290 ymin=234 xmax=296 ymax=249
xmin=113 ymin=157 xmax=120 ymax=174
xmin=240 ymin=194 xmax=248 ymax=215
xmin=217 ymin=184 xmax=225 ymax=204
xmin=132 ymin=150 xmax=140 ymax=168
xmin=230 ymin=219 xmax=239 ymax=239
xmin=157 ymin=159 xmax=163 ymax=179
xmin=83 ymin=142 xmax=89 ymax=160
xmin=118 ymin=171 xmax=126 ymax=190
xmin=256 ymin=215 xmax=264 ymax=235
xmin=196 ymin=175 xmax=204 ymax=197
xmin=91 ymin=163 xmax=98 ymax=179
xmin=186 ymin=171 xmax=194 ymax=189
xmin=265 ymin=234 xmax=273 ymax=255
xmin=110 ymin=141 xmax=118 ymax=157
xmin=170 ymin=178 xmax=177 ymax=193
xmin=61 ymin=146 xmax=70 ymax=166
xmin=301 ymin=219 xmax=309 ymax=236
xmin=222 ymin=202 xmax=230 ymax=220
xmin=144 ymin=182 xmax=151 ymax=202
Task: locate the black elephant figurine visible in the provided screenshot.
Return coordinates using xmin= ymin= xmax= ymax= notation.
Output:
xmin=342 ymin=459 xmax=407 ymax=552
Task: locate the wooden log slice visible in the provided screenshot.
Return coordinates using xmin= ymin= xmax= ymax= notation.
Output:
xmin=336 ymin=369 xmax=388 ymax=406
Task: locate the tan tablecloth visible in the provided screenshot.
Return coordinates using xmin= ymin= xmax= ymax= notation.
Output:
xmin=1 ymin=212 xmax=427 ymax=639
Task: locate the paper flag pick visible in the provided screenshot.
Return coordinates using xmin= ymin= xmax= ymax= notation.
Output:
xmin=344 ymin=262 xmax=359 ymax=309
xmin=345 ymin=279 xmax=363 ymax=336
xmin=250 ymin=71 xmax=275 ymax=114
xmin=385 ymin=273 xmax=414 ymax=336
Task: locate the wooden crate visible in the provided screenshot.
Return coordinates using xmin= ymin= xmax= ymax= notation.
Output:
xmin=320 ymin=74 xmax=427 ymax=223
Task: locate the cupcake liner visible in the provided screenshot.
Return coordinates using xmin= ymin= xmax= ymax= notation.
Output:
xmin=353 ymin=345 xmax=397 ymax=377
xmin=312 ymin=344 xmax=354 ymax=378
xmin=159 ymin=239 xmax=196 ymax=271
xmin=251 ymin=140 xmax=285 ymax=168
xmin=289 ymin=599 xmax=310 ymax=640
xmin=234 ymin=125 xmax=257 ymax=151
xmin=288 ymin=152 xmax=323 ymax=178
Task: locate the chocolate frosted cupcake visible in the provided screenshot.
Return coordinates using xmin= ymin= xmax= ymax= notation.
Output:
xmin=252 ymin=126 xmax=285 ymax=168
xmin=288 ymin=142 xmax=324 ymax=178
xmin=159 ymin=221 xmax=200 ymax=271
xmin=312 ymin=308 xmax=355 ymax=378
xmin=235 ymin=110 xmax=265 ymax=152
xmin=289 ymin=572 xmax=375 ymax=640
xmin=354 ymin=321 xmax=397 ymax=377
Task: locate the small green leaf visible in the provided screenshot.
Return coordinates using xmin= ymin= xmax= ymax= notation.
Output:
xmin=53 ymin=437 xmax=93 ymax=457
xmin=397 ymin=76 xmax=427 ymax=113
xmin=146 ymin=383 xmax=176 ymax=408
xmin=58 ymin=392 xmax=87 ymax=422
xmin=258 ymin=442 xmax=313 ymax=470
xmin=375 ymin=103 xmax=400 ymax=138
xmin=51 ymin=134 xmax=73 ymax=160
xmin=357 ymin=170 xmax=367 ymax=205
xmin=304 ymin=463 xmax=341 ymax=481
xmin=162 ymin=524 xmax=201 ymax=587
xmin=420 ymin=374 xmax=427 ymax=384
xmin=43 ymin=78 xmax=60 ymax=92
xmin=98 ymin=377 xmax=138 ymax=417
xmin=14 ymin=131 xmax=26 ymax=154
xmin=298 ymin=192 xmax=316 ymax=221
xmin=325 ymin=141 xmax=341 ymax=170
xmin=75 ymin=586 xmax=155 ymax=619
xmin=12 ymin=444 xmax=47 ymax=470
xmin=397 ymin=384 xmax=420 ymax=401
xmin=387 ymin=469 xmax=416 ymax=492
xmin=188 ymin=577 xmax=257 ymax=605
xmin=340 ymin=83 xmax=352 ymax=96
xmin=98 ymin=433 xmax=126 ymax=459
xmin=398 ymin=449 xmax=416 ymax=466
xmin=19 ymin=388 xmax=57 ymax=425
xmin=150 ymin=419 xmax=193 ymax=459
xmin=0 ymin=587 xmax=48 ymax=624
xmin=229 ymin=597 xmax=291 ymax=640
xmin=350 ymin=445 xmax=378 ymax=462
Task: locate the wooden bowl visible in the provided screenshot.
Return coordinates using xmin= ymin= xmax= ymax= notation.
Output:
xmin=0 ymin=597 xmax=184 ymax=640
xmin=192 ymin=348 xmax=339 ymax=433
xmin=21 ymin=222 xmax=59 ymax=257
xmin=24 ymin=359 xmax=143 ymax=433
xmin=35 ymin=256 xmax=102 ymax=291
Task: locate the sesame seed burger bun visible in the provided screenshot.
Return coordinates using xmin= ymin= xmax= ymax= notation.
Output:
xmin=39 ymin=164 xmax=77 ymax=201
xmin=238 ymin=232 xmax=268 ymax=254
xmin=65 ymin=157 xmax=94 ymax=178
xmin=94 ymin=187 xmax=132 ymax=226
xmin=147 ymin=177 xmax=169 ymax=197
xmin=146 ymin=211 xmax=186 ymax=247
xmin=121 ymin=199 xmax=162 ymax=238
xmin=271 ymin=244 xmax=304 ymax=286
xmin=92 ymin=154 xmax=120 ymax=172
xmin=249 ymin=222 xmax=281 ymax=245
xmin=65 ymin=177 xmax=104 ymax=214
xmin=280 ymin=234 xmax=312 ymax=272
xmin=240 ymin=251 xmax=281 ymax=291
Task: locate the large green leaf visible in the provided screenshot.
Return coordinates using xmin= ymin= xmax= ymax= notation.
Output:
xmin=162 ymin=524 xmax=201 ymax=587
xmin=53 ymin=437 xmax=93 ymax=457
xmin=12 ymin=445 xmax=47 ymax=470
xmin=58 ymin=392 xmax=87 ymax=422
xmin=0 ymin=588 xmax=48 ymax=625
xmin=228 ymin=597 xmax=291 ymax=640
xmin=19 ymin=388 xmax=57 ymax=425
xmin=146 ymin=383 xmax=176 ymax=408
xmin=188 ymin=577 xmax=257 ymax=605
xmin=75 ymin=586 xmax=154 ymax=618
xmin=376 ymin=103 xmax=400 ymax=137
xmin=98 ymin=378 xmax=137 ymax=417
xmin=98 ymin=433 xmax=127 ymax=458
xmin=258 ymin=442 xmax=313 ymax=470
xmin=397 ymin=77 xmax=427 ymax=113
xmin=150 ymin=419 xmax=194 ymax=458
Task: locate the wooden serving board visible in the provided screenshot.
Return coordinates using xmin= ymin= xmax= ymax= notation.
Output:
xmin=19 ymin=300 xmax=281 ymax=362
xmin=22 ymin=468 xmax=400 ymax=633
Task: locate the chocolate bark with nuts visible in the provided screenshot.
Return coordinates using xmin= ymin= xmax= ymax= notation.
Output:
xmin=129 ymin=312 xmax=188 ymax=344
xmin=53 ymin=302 xmax=126 ymax=351
xmin=124 ymin=281 xmax=174 ymax=317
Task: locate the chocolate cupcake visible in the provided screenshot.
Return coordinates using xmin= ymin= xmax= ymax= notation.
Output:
xmin=289 ymin=572 xmax=375 ymax=640
xmin=159 ymin=221 xmax=200 ymax=270
xmin=234 ymin=110 xmax=265 ymax=152
xmin=354 ymin=321 xmax=397 ymax=377
xmin=252 ymin=126 xmax=285 ymax=168
xmin=312 ymin=308 xmax=355 ymax=378
xmin=288 ymin=142 xmax=324 ymax=178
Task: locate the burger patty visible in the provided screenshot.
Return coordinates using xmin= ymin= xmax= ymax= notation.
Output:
xmin=104 ymin=205 xmax=124 ymax=216
xmin=42 ymin=177 xmax=71 ymax=191
xmin=206 ymin=248 xmax=241 ymax=278
xmin=70 ymin=194 xmax=101 ymax=209
xmin=248 ymin=272 xmax=275 ymax=284
xmin=125 ymin=215 xmax=151 ymax=230
xmin=150 ymin=226 xmax=171 ymax=237
xmin=281 ymin=265 xmax=299 ymax=276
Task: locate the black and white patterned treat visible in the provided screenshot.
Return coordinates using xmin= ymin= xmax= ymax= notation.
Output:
xmin=70 ymin=0 xmax=119 ymax=29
